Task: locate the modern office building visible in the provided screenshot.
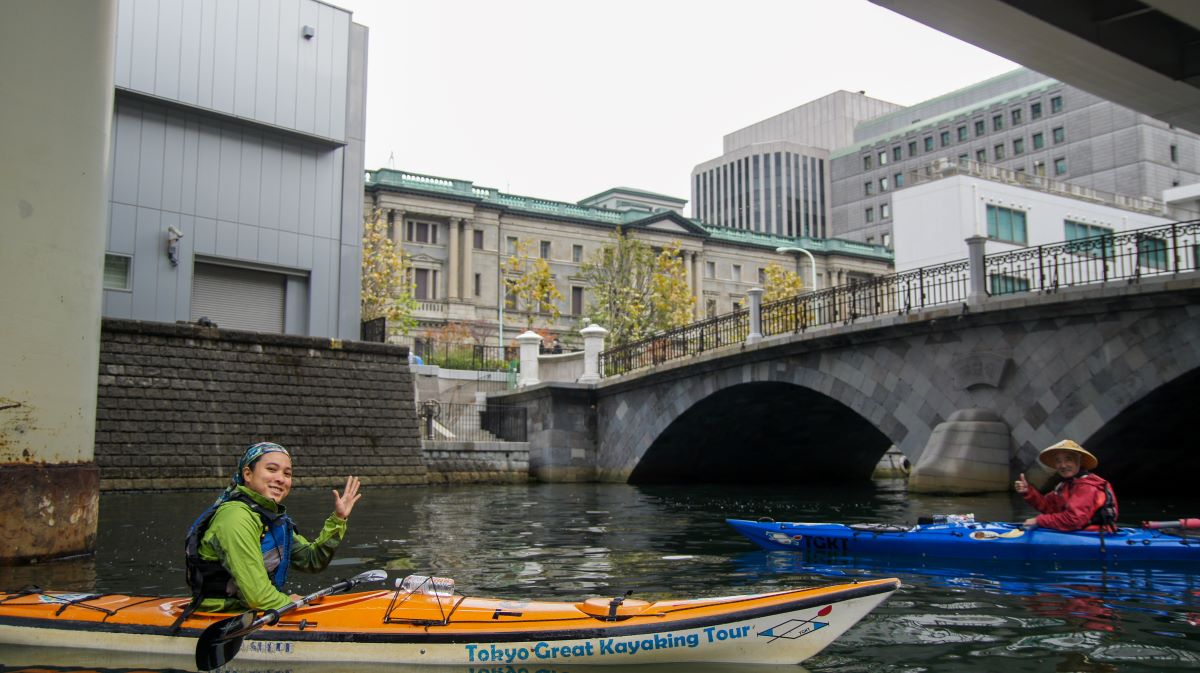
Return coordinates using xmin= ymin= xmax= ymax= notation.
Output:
xmin=691 ymin=91 xmax=903 ymax=239
xmin=102 ymin=0 xmax=368 ymax=338
xmin=364 ymin=169 xmax=894 ymax=347
xmin=831 ymin=68 xmax=1200 ymax=246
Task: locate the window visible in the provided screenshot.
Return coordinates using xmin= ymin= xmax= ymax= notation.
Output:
xmin=1052 ymin=127 xmax=1065 ymax=144
xmin=881 ymin=202 xmax=891 ymax=219
xmin=1138 ymin=236 xmax=1168 ymax=270
xmin=863 ymin=155 xmax=873 ymax=170
xmin=505 ymin=288 xmax=518 ymax=310
xmin=880 ymin=176 xmax=889 ymax=192
xmin=1033 ymin=160 xmax=1045 ymax=176
xmin=974 ymin=119 xmax=985 ymax=136
xmin=473 ymin=273 xmax=481 ymax=297
xmin=731 ymin=264 xmax=742 ymax=282
xmin=571 ymin=286 xmax=584 ymax=315
xmin=1050 ymin=96 xmax=1063 ymax=113
xmin=994 ymin=143 xmax=1006 ymax=160
xmin=1054 ymin=157 xmax=1067 ymax=175
xmin=882 ymin=233 xmax=892 ymax=248
xmin=892 ymin=146 xmax=902 ymax=161
xmin=894 ymin=172 xmax=904 ymax=188
xmin=864 ymin=181 xmax=875 ymax=196
xmin=958 ymin=153 xmax=969 ymax=165
xmin=406 ymin=220 xmax=438 ymax=244
xmin=1030 ymin=101 xmax=1042 ymax=120
xmin=957 ymin=125 xmax=968 ymax=141
xmin=865 ymin=207 xmax=875 ymax=223
xmin=878 ymin=150 xmax=888 ymax=166
xmin=1013 ymin=138 xmax=1025 ymax=155
xmin=1171 ymin=144 xmax=1179 ymax=163
xmin=413 ymin=268 xmax=437 ymax=300
xmin=705 ymin=260 xmax=715 ymax=278
xmin=907 ymin=140 xmax=917 ymax=156
xmin=506 ymin=236 xmax=518 ymax=255
xmin=975 ymin=148 xmax=987 ymax=163
xmin=705 ymin=297 xmax=717 ymax=318
xmin=103 ymin=253 xmax=131 ymax=290
xmin=992 ymin=114 xmax=1003 ymax=131
xmin=758 ymin=267 xmax=767 ymax=284
xmin=989 ymin=274 xmax=1030 ymax=296
xmin=1011 ymin=108 xmax=1022 ymax=125
xmin=472 ymin=229 xmax=484 ymax=249
xmin=732 ymin=299 xmax=743 ymax=312
xmin=572 ymin=244 xmax=583 ymax=263
xmin=1065 ymin=220 xmax=1114 ymax=259
xmin=1032 ymin=132 xmax=1044 ymax=149
xmin=923 ymin=136 xmax=933 ymax=152
xmin=940 ymin=130 xmax=951 ymax=147
xmin=986 ymin=204 xmax=1028 ymax=244
xmin=539 ymin=240 xmax=551 ymax=259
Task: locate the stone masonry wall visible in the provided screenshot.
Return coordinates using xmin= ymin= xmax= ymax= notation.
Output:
xmin=96 ymin=319 xmax=425 ymax=490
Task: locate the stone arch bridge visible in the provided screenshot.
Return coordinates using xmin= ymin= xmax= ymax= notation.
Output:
xmin=497 ymin=274 xmax=1200 ymax=493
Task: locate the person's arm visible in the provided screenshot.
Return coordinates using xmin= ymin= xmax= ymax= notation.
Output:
xmin=289 ymin=514 xmax=346 ymax=573
xmin=206 ymin=503 xmax=292 ymax=611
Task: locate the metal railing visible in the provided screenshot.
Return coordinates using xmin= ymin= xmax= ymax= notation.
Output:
xmin=412 ymin=342 xmax=519 ymax=372
xmin=984 ymin=220 xmax=1200 ymax=294
xmin=600 ymin=220 xmax=1199 ymax=377
xmin=419 ymin=401 xmax=527 ymax=442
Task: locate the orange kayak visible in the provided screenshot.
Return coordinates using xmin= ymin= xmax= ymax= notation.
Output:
xmin=0 ymin=577 xmax=899 ymax=666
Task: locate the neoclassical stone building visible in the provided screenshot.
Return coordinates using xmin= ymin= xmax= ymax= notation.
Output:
xmin=364 ymin=168 xmax=893 ymax=347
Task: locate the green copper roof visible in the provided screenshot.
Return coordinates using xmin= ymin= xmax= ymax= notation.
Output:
xmin=577 ymin=186 xmax=688 ymax=206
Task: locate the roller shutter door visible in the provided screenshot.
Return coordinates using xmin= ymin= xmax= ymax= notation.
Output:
xmin=191 ymin=262 xmax=285 ymax=333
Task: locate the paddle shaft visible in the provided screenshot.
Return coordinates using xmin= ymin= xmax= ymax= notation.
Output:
xmin=195 ymin=569 xmax=385 ymax=671
xmin=1143 ymin=518 xmax=1200 ymax=530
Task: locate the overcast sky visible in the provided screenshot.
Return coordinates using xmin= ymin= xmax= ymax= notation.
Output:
xmin=336 ymin=0 xmax=1017 ymax=206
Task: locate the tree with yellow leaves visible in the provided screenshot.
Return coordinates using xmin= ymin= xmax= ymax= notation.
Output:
xmin=361 ymin=207 xmax=417 ymax=336
xmin=650 ymin=241 xmax=696 ymax=333
xmin=761 ymin=262 xmax=805 ymax=303
xmin=504 ymin=239 xmax=563 ymax=329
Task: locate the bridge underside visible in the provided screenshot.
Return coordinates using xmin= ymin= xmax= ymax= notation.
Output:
xmin=1086 ymin=367 xmax=1200 ymax=493
xmin=628 ymin=382 xmax=892 ymax=484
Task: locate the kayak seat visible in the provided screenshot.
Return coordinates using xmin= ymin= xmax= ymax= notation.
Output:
xmin=578 ymin=597 xmax=654 ymax=621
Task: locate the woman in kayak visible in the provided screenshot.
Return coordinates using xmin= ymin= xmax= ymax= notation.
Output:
xmin=1013 ymin=439 xmax=1118 ymax=531
xmin=182 ymin=442 xmax=362 ymax=614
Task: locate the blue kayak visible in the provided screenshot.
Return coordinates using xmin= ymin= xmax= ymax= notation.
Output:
xmin=726 ymin=519 xmax=1200 ymax=563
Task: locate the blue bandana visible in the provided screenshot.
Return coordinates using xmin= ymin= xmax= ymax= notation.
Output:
xmin=212 ymin=442 xmax=291 ymax=506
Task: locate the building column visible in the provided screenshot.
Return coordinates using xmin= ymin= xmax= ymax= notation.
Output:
xmin=690 ymin=252 xmax=702 ymax=318
xmin=0 ymin=0 xmax=116 ymax=563
xmin=391 ymin=209 xmax=406 ymax=252
xmin=447 ymin=217 xmax=460 ymax=300
xmin=462 ymin=220 xmax=474 ymax=301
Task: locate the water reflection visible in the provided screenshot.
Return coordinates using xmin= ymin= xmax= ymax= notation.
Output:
xmin=1 ymin=480 xmax=1198 ymax=672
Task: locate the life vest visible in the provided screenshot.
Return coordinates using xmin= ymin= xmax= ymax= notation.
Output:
xmin=183 ymin=491 xmax=295 ymax=602
xmin=1053 ymin=471 xmax=1118 ymax=532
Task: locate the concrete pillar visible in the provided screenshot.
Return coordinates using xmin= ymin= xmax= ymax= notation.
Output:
xmin=516 ymin=331 xmax=543 ymax=387
xmin=578 ymin=324 xmax=608 ymax=383
xmin=908 ymin=408 xmax=1014 ymax=494
xmin=0 ymin=0 xmax=117 ymax=563
xmin=447 ymin=217 xmax=460 ymax=299
xmin=966 ymin=235 xmax=989 ymax=305
xmin=746 ymin=288 xmax=764 ymax=344
xmin=462 ymin=220 xmax=475 ymax=300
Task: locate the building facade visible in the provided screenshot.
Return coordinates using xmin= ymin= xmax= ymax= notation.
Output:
xmin=364 ymin=169 xmax=893 ymax=347
xmin=102 ymin=0 xmax=368 ymax=338
xmin=832 ymin=68 xmax=1200 ymax=245
xmin=691 ymin=91 xmax=903 ymax=239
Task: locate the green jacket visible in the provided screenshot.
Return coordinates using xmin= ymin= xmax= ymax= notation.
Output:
xmin=197 ymin=485 xmax=347 ymax=612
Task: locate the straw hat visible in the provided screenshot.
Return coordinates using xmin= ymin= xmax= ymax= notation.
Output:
xmin=1038 ymin=439 xmax=1098 ymax=470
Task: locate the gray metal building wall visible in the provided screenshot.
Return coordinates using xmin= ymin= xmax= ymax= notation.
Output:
xmin=103 ymin=0 xmax=366 ymax=338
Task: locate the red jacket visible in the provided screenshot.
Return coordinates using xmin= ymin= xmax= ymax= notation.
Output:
xmin=1023 ymin=472 xmax=1118 ymax=531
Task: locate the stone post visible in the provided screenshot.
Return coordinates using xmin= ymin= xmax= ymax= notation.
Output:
xmin=747 ymin=287 xmax=764 ymax=344
xmin=516 ymin=331 xmax=543 ymax=387
xmin=0 ymin=0 xmax=116 ymax=563
xmin=578 ymin=324 xmax=608 ymax=383
xmin=966 ymin=235 xmax=989 ymax=305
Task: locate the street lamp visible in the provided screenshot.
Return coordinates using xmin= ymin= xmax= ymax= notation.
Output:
xmin=775 ymin=246 xmax=817 ymax=292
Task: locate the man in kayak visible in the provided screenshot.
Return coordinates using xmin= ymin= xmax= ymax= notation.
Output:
xmin=181 ymin=442 xmax=362 ymax=614
xmin=1013 ymin=439 xmax=1118 ymax=531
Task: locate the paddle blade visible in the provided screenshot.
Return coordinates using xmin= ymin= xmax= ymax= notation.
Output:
xmin=195 ymin=611 xmax=253 ymax=671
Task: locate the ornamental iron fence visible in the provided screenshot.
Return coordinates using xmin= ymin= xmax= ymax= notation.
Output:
xmin=419 ymin=400 xmax=527 ymax=442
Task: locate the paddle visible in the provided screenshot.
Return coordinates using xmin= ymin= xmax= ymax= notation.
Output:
xmin=194 ymin=569 xmax=387 ymax=671
xmin=1142 ymin=518 xmax=1200 ymax=530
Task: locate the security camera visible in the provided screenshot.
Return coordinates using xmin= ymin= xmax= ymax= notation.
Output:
xmin=167 ymin=226 xmax=184 ymax=240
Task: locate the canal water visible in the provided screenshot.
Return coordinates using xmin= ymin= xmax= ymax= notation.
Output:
xmin=2 ymin=479 xmax=1199 ymax=672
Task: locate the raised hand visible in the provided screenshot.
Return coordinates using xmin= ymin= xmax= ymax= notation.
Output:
xmin=333 ymin=475 xmax=362 ymax=520
xmin=1013 ymin=472 xmax=1029 ymax=495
